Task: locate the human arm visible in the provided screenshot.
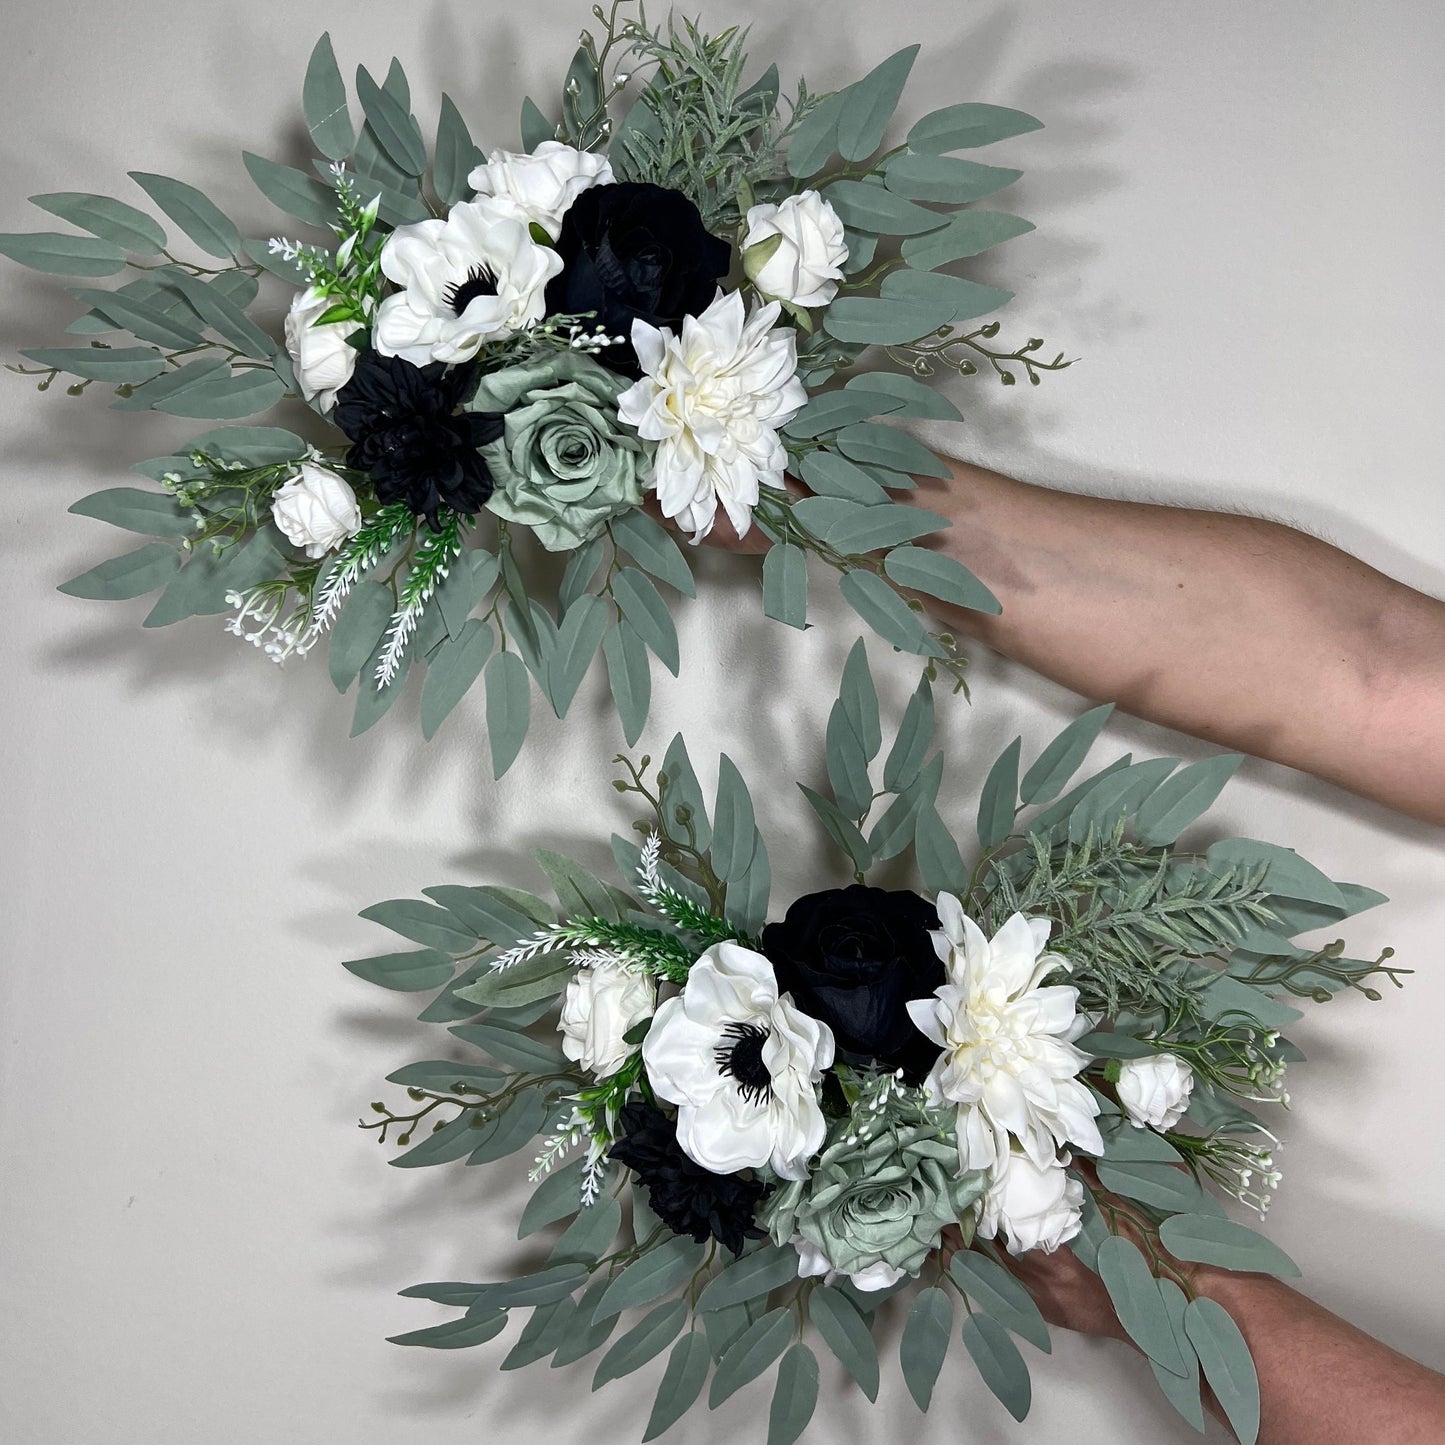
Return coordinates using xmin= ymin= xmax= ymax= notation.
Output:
xmin=705 ymin=461 xmax=1445 ymax=824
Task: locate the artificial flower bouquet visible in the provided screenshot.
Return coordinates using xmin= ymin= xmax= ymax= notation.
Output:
xmin=3 ymin=4 xmax=1068 ymax=764
xmin=352 ymin=644 xmax=1403 ymax=1443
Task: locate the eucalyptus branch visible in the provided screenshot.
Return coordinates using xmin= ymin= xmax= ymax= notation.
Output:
xmin=886 ymin=320 xmax=1075 ymax=387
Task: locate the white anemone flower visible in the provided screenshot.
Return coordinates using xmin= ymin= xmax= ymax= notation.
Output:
xmin=642 ymin=940 xmax=834 ymax=1181
xmin=616 ymin=290 xmax=808 ymax=543
xmin=907 ymin=897 xmax=1103 ymax=1176
xmin=372 ymin=197 xmax=562 ymax=366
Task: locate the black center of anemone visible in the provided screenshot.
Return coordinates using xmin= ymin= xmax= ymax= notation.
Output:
xmin=714 ymin=1021 xmax=772 ymax=1106
xmin=444 ymin=265 xmax=499 ymax=316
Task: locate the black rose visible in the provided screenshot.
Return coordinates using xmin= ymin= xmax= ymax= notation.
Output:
xmin=761 ymin=885 xmax=944 ymax=1085
xmin=609 ymin=1102 xmax=766 ymax=1257
xmin=332 ymin=349 xmax=503 ymax=528
xmin=545 ymin=182 xmax=733 ymax=376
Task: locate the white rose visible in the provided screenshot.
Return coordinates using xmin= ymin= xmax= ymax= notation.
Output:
xmin=978 ymin=1150 xmax=1084 ymax=1256
xmin=557 ymin=960 xmax=656 ymax=1080
xmin=1116 ymin=1053 xmax=1195 ymax=1132
xmin=741 ymin=191 xmax=849 ymax=308
xmin=270 ymin=462 xmax=362 ymax=559
xmin=467 ymin=140 xmax=615 ymax=238
xmin=642 ymin=940 xmax=834 ymax=1181
xmin=283 ymin=286 xmax=358 ymax=411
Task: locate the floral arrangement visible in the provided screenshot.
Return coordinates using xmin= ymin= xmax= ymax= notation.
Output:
xmin=4 ymin=5 xmax=1070 ymax=764
xmin=351 ymin=644 xmax=1404 ymax=1444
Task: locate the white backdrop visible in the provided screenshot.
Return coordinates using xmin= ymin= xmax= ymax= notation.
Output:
xmin=2 ymin=3 xmax=1442 ymax=1442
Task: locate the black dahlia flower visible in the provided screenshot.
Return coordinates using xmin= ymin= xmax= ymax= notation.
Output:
xmin=332 ymin=350 xmax=503 ymax=527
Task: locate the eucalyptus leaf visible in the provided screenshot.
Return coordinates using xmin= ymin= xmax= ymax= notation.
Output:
xmin=884 ymin=154 xmax=1022 ymax=204
xmin=552 ymin=1196 xmax=623 ymax=1268
xmin=786 ymin=89 xmax=847 ymax=178
xmin=1097 ymin=1237 xmax=1191 ymax=1376
xmin=611 ymin=510 xmax=697 ymax=597
xmin=449 ymin=1021 xmax=566 ymax=1075
xmin=709 ymin=1308 xmax=793 ymax=1407
xmin=389 ymin=1111 xmax=488 ymax=1168
xmin=420 ymin=619 xmax=494 ymax=737
xmin=977 ymin=736 xmax=1022 ymax=847
xmin=660 ymin=735 xmax=711 ymax=850
xmin=534 ymin=849 xmax=630 ymax=921
xmin=768 ymin=1343 xmax=819 ymax=1445
xmin=643 ymin=1333 xmax=711 ymax=1441
xmin=836 ymin=46 xmax=918 ymax=160
xmin=603 ymin=620 xmax=651 ymax=747
xmin=883 ymin=545 xmax=999 ymax=613
xmin=0 ymin=231 xmax=125 ymax=276
xmin=798 ymin=452 xmax=890 ymax=504
xmin=343 ymin=948 xmax=454 ymax=992
xmin=547 ymin=592 xmax=608 ymax=718
xmin=961 ymin=1314 xmax=1032 ymax=1421
xmin=24 ymin=345 xmax=165 ymax=384
xmin=503 ymin=1298 xmax=578 ymax=1370
xmin=808 ymin=1286 xmax=879 ymax=1400
xmin=724 ymin=833 xmax=771 ymax=938
xmin=613 ymin=567 xmax=680 ymax=675
xmin=454 ymin=951 xmax=570 ymax=1011
xmin=762 ymin=543 xmax=808 ymax=629
xmin=466 ymin=1089 xmax=550 ymax=1165
xmin=356 ymin=63 xmax=427 ymax=176
xmin=1149 ymin=1278 xmax=1206 ymax=1432
xmin=836 ymin=422 xmax=952 ymax=479
xmin=880 ymin=267 xmax=1014 ymax=323
xmin=901 ymin=211 xmax=1037 ymax=270
xmin=150 ymin=368 xmax=285 ymax=420
xmin=799 ymin=784 xmax=874 ymax=875
xmin=593 ymin=1299 xmax=688 ymax=1389
xmin=829 ymin=503 xmax=949 ymax=556
xmin=1184 ymin=1299 xmax=1260 ymax=1445
xmin=1018 ymin=704 xmax=1115 ymax=806
xmin=1134 ymin=754 xmax=1244 ymax=846
xmin=128 ymin=173 xmax=240 ymax=259
xmin=31 ymin=192 xmax=165 ymax=254
xmin=58 ymin=542 xmax=180 ymax=601
xmin=900 ymin=1287 xmax=953 ymax=1410
xmin=422 ymin=884 xmax=545 ymax=946
xmin=485 ymin=649 xmax=531 ymax=778
xmin=519 ymin=1158 xmax=587 ymax=1238
xmin=70 ymin=288 xmax=204 ymax=349
xmin=782 ymin=389 xmax=904 ymax=438
xmin=1205 ymin=839 xmax=1347 ymax=910
xmin=843 ymin=370 xmax=965 ymax=422
xmin=822 ymin=296 xmax=942 ymax=345
xmin=696 ymin=1244 xmax=799 ymax=1313
xmin=158 ymin=269 xmax=275 ymax=358
xmin=388 ymin=1311 xmax=507 ymax=1349
xmin=243 ymin=152 xmax=337 ymax=227
xmin=520 ymin=96 xmax=555 ymax=154
xmin=821 ymin=179 xmax=946 ymax=236
xmin=594 ymin=1236 xmax=706 ymax=1322
xmin=839 ymin=569 xmax=944 ymax=655
xmin=908 ymin=102 xmax=1044 ymax=152
xmin=948 ymin=1250 xmax=1051 ymax=1352
xmin=869 ymin=753 xmax=943 ymax=860
xmin=1095 ymin=1160 xmax=1224 ymax=1217
xmin=826 ymin=699 xmax=873 ymax=820
xmin=915 ymin=803 xmax=968 ymax=894
xmin=67 ymin=486 xmax=191 ymax=536
xmin=329 ymin=582 xmax=396 ymax=693
xmin=712 ymin=756 xmax=758 ymax=885
xmin=1158 ymin=1215 xmax=1300 ymax=1280
xmin=303 ymin=33 xmax=354 ymax=159
xmin=386 ymin=1060 xmax=507 ymax=1094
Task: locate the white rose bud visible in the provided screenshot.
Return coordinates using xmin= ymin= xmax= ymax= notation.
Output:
xmin=978 ymin=1151 xmax=1084 ymax=1256
xmin=467 ymin=140 xmax=615 ymax=238
xmin=270 ymin=462 xmax=363 ymax=559
xmin=558 ymin=960 xmax=655 ymax=1080
xmin=741 ymin=191 xmax=849 ymax=308
xmin=283 ymin=286 xmax=359 ymax=411
xmin=1117 ymin=1053 xmax=1195 ymax=1132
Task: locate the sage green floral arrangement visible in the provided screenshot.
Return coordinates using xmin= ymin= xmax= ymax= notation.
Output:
xmin=349 ymin=642 xmax=1403 ymax=1444
xmin=5 ymin=3 xmax=1070 ymax=766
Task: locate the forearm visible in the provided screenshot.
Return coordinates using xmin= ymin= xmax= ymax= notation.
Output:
xmin=905 ymin=461 xmax=1445 ymax=825
xmin=1192 ymin=1266 xmax=1445 ymax=1444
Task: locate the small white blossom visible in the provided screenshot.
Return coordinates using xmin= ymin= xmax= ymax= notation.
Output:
xmin=270 ymin=462 xmax=362 ymax=559
xmin=467 ymin=140 xmax=614 ymax=237
xmin=283 ymin=287 xmax=359 ymax=411
xmin=742 ymin=190 xmax=849 ymax=308
xmin=1116 ymin=1052 xmax=1195 ymax=1132
xmin=557 ymin=960 xmax=656 ymax=1080
xmin=978 ymin=1149 xmax=1085 ymax=1255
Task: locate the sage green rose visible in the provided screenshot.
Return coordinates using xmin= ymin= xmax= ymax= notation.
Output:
xmin=763 ymin=1118 xmax=987 ymax=1291
xmin=470 ymin=352 xmax=648 ymax=551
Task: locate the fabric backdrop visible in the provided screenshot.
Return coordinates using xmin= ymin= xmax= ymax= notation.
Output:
xmin=2 ymin=2 xmax=1441 ymax=1442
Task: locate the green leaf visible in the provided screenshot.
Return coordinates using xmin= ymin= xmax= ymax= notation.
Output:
xmin=503 ymin=1298 xmax=578 ymax=1370
xmin=1149 ymin=1278 xmax=1206 ymax=1432
xmin=593 ymin=1299 xmax=688 ymax=1389
xmin=884 ymin=154 xmax=1022 ymax=204
xmin=870 ymin=752 xmax=943 ymax=860
xmin=826 ymin=699 xmax=873 ymax=819
xmin=711 ymin=755 xmax=757 ymax=885
xmin=878 ymin=677 xmax=935 ymax=793
xmin=450 ymin=1021 xmax=565 ymax=1075
xmin=594 ymin=1236 xmax=706 ymax=1322
xmin=58 ymin=542 xmax=180 ymax=600
xmin=68 ymin=486 xmax=191 ymax=536
xmin=129 ymin=173 xmax=240 ymax=259
xmin=1018 ymin=704 xmax=1115 ymax=806
xmin=534 ymin=849 xmax=628 ymax=921
xmin=1097 ymin=1237 xmax=1190 ymax=1376
xmin=762 ymin=543 xmax=808 ymax=629
xmin=454 ymin=952 xmax=571 ymax=1011
xmin=696 ymin=1244 xmax=799 ymax=1313
xmin=552 ymin=1196 xmax=623 ymax=1267
xmin=799 ymin=784 xmax=874 ymax=874
xmin=0 ymin=231 xmax=125 ymax=276
xmin=425 ymin=884 xmax=547 ymax=945
xmin=611 ymin=510 xmax=696 ymax=598
xmin=388 ymin=1311 xmax=507 ymax=1350
xmin=613 ymin=567 xmax=679 ymax=675
xmin=660 ymin=735 xmax=711 ymax=850
xmin=915 ymin=803 xmax=967 ymax=894
xmin=900 ymin=1287 xmax=953 ymax=1410
xmin=150 ymin=368 xmax=285 ymax=420
xmin=519 ymin=1158 xmax=587 ymax=1237
xmin=1205 ymin=839 xmax=1347 ymax=910
xmin=470 ymin=1094 xmax=548 ymax=1169
xmin=836 ymin=423 xmax=951 ymax=479
xmin=879 ymin=267 xmax=1014 ymax=323
xmin=709 ymin=1308 xmax=793 ymax=1407
xmin=782 ymin=389 xmax=904 ymax=438
xmin=1095 ymin=1159 xmax=1223 ymax=1217
xmin=797 ymin=451 xmax=890 ymax=504
xmin=303 ymin=34 xmax=354 ymax=159
xmin=361 ymin=897 xmax=475 ymax=952
xmin=643 ymin=1333 xmax=711 ymax=1441
xmin=949 ymin=1251 xmax=1050 ymax=1352
xmin=485 ymin=649 xmax=531 ymax=778
xmin=1158 ymin=1215 xmax=1299 ymax=1280
xmin=31 ymin=192 xmax=165 ymax=254
xmin=343 ymin=948 xmax=453 ymax=992
xmin=420 ymin=618 xmax=494 ymax=738
xmin=546 ymin=592 xmax=608 ymax=719
xmin=389 ymin=1110 xmax=488 ymax=1168
xmin=558 ymin=537 xmax=605 ymax=613
xmin=520 ymin=95 xmax=555 ymax=153
xmin=243 ymin=152 xmax=337 ymax=227
xmin=468 ymin=1264 xmax=591 ymax=1314
xmin=328 ymin=582 xmax=395 ymax=692
xmin=828 ymin=503 xmax=950 ymax=556
xmin=821 ymin=179 xmax=946 ymax=236
xmin=1134 ymin=754 xmax=1244 ymax=846
xmin=356 ymin=63 xmax=427 ymax=176
xmin=808 ymin=1287 xmax=879 ymax=1401
xmin=977 ymin=736 xmax=1022 ymax=847
xmin=386 ymin=1060 xmax=506 ymax=1094
xmin=185 ymin=425 xmax=306 ymax=464
xmin=724 ymin=833 xmax=771 ymax=937
xmin=768 ymin=1343 xmax=819 ymax=1445
xmin=836 ymin=46 xmax=919 ymax=160
xmin=961 ymin=1314 xmax=1032 ymax=1421
xmin=68 ymin=288 xmax=204 ymax=349
xmin=839 ymin=569 xmax=944 ymax=656
xmin=838 ymin=638 xmax=881 ymax=758
xmin=435 ymin=92 xmax=484 ymax=206
xmin=822 ymin=296 xmax=942 ymax=345
xmin=908 ymin=102 xmax=1043 ymax=153
xmin=884 ymin=545 xmax=999 ymax=613
xmin=142 ymin=528 xmax=285 ymax=628
xmin=843 ymin=370 xmax=964 ymax=422
xmin=603 ymin=620 xmax=652 ymax=747
xmin=156 ymin=269 xmax=275 ymax=359
xmin=1184 ymin=1299 xmax=1260 ymax=1445
xmin=787 ymin=89 xmax=847 ymax=178
xmin=1066 ymin=757 xmax=1180 ymax=843
xmin=901 ymin=211 xmax=1036 ymax=270
xmin=24 ymin=346 xmax=164 ymax=384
